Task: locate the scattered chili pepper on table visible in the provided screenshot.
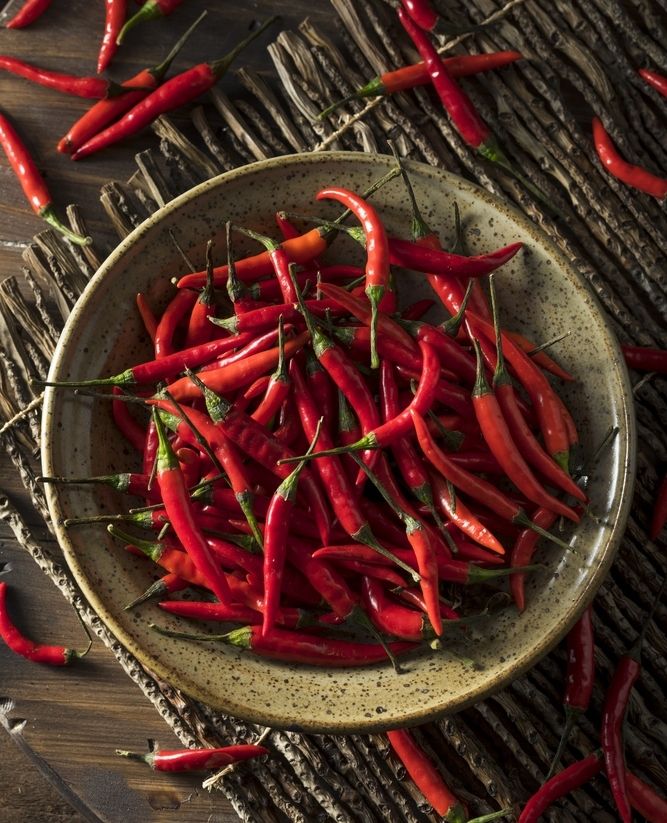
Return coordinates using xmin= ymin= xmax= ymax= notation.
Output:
xmin=622 ymin=344 xmax=667 ymax=374
xmin=592 ymin=116 xmax=667 ymax=199
xmin=0 ymin=111 xmax=91 ymax=245
xmin=518 ymin=752 xmax=603 ymax=823
xmin=0 ymin=56 xmax=130 ymax=98
xmin=116 ymin=743 xmax=268 ymax=771
xmin=638 ymin=67 xmax=667 ymax=98
xmin=98 ymin=0 xmax=128 ymax=74
xmin=5 ymin=0 xmax=52 ymax=28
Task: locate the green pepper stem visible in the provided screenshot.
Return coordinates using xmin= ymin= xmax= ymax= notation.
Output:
xmin=40 ymin=205 xmax=92 ymax=246
xmin=116 ymin=0 xmax=161 ymax=44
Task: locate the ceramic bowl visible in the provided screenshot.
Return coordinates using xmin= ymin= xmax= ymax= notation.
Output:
xmin=42 ymin=152 xmax=635 ymax=734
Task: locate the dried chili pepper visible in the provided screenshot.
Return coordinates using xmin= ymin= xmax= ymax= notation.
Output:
xmin=5 ymin=0 xmax=51 ymax=28
xmin=117 ymin=0 xmax=183 ymax=43
xmin=319 ymin=52 xmax=522 ymax=117
xmin=518 ymin=753 xmax=602 ymax=823
xmin=316 ymin=186 xmax=390 ymax=367
xmin=76 ymin=17 xmax=277 ymax=159
xmin=546 ymin=605 xmax=595 ymax=779
xmin=98 ymin=0 xmax=128 ymax=74
xmin=622 ymin=344 xmax=667 ymax=374
xmin=639 ymin=67 xmax=667 ymax=98
xmin=59 ymin=13 xmax=204 ymax=154
xmin=116 ymin=743 xmax=268 ymax=771
xmin=152 ymin=622 xmax=415 ymax=667
xmin=592 ymin=117 xmax=667 ymax=199
xmin=0 ymin=112 xmax=91 ymax=245
xmin=0 ymin=56 xmax=130 ymax=98
xmin=0 ymin=582 xmax=91 ymax=665
xmin=626 ymin=771 xmax=667 ymax=822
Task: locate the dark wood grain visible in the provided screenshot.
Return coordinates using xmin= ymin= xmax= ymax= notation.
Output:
xmin=0 ymin=1 xmax=329 ymax=820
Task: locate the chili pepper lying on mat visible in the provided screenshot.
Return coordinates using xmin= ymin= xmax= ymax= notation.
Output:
xmin=518 ymin=753 xmax=603 ymax=823
xmin=98 ymin=0 xmax=127 ymax=74
xmin=638 ymin=67 xmax=667 ymax=98
xmin=622 ymin=344 xmax=667 ymax=374
xmin=116 ymin=743 xmax=268 ymax=771
xmin=319 ymin=52 xmax=522 ymax=118
xmin=117 ymin=0 xmax=184 ymax=43
xmin=592 ymin=117 xmax=667 ymax=199
xmin=74 ymin=17 xmax=277 ymax=159
xmin=0 ymin=582 xmax=91 ymax=665
xmin=0 ymin=112 xmax=91 ymax=245
xmin=0 ymin=56 xmax=132 ymax=98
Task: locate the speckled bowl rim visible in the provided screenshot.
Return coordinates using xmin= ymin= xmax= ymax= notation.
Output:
xmin=42 ymin=152 xmax=636 ymax=733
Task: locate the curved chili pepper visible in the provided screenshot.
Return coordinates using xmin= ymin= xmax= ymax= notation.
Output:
xmin=199 ymin=327 xmax=281 ymax=374
xmin=235 ymin=225 xmax=298 ymax=305
xmin=5 ymin=0 xmax=51 ymax=28
xmin=400 ymin=319 xmax=477 ymax=384
xmin=184 ymin=240 xmax=217 ymax=348
xmin=518 ymin=753 xmax=602 ymax=823
xmin=387 ymin=727 xmax=466 ymax=820
xmin=57 ymin=11 xmax=206 ymax=153
xmin=319 ymin=52 xmax=522 ymax=117
xmin=413 ymin=410 xmax=576 ymax=550
xmin=0 ymin=112 xmax=91 ymax=245
xmin=592 ymin=117 xmax=667 ymax=199
xmin=362 ymin=577 xmax=432 ymax=641
xmin=430 ymin=472 xmax=505 ymax=554
xmin=153 ymin=622 xmax=416 ymax=667
xmin=289 ymin=358 xmax=418 ymax=582
xmin=639 ymin=67 xmax=667 ymax=98
xmin=316 ymin=186 xmax=390 ymax=368
xmin=211 ymin=299 xmax=342 ymax=336
xmin=117 ymin=0 xmax=183 ymax=43
xmin=471 ymin=339 xmax=579 ymax=521
xmin=116 ymin=743 xmax=267 ymax=771
xmin=0 ymin=582 xmax=90 ymax=665
xmin=546 ymin=605 xmax=595 ymax=779
xmin=154 ymin=289 xmax=198 ymax=359
xmin=0 ymin=56 xmax=126 ymax=98
xmin=77 ymin=17 xmax=277 ymax=158
xmin=389 ymin=236 xmax=523 ymax=278
xmin=98 ymin=0 xmax=127 ymax=74
xmin=510 ymin=506 xmax=557 ymax=612
xmin=152 ymin=410 xmax=231 ymax=604
xmin=622 ymin=344 xmax=667 ymax=373
xmin=332 ymin=324 xmax=423 ymax=374
xmin=627 ymin=771 xmax=667 ymax=822
xmin=263 ymin=421 xmax=322 ymax=636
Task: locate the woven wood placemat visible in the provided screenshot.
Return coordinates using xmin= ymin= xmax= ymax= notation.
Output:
xmin=1 ymin=0 xmax=666 ymax=820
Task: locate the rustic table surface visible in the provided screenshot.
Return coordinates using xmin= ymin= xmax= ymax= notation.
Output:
xmin=0 ymin=1 xmax=327 ymax=820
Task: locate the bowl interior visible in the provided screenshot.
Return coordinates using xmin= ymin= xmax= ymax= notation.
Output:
xmin=42 ymin=152 xmax=635 ymax=734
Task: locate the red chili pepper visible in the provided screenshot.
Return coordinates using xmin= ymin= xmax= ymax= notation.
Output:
xmin=650 ymin=471 xmax=667 ymax=540
xmin=626 ymin=771 xmax=667 ymax=822
xmin=136 ymin=293 xmax=158 ymax=343
xmin=639 ymin=67 xmax=667 ymax=98
xmin=471 ymin=338 xmax=579 ymax=521
xmin=117 ymin=0 xmax=183 ymax=43
xmin=152 ymin=410 xmax=232 ymax=604
xmin=0 ymin=56 xmax=129 ymax=98
xmin=5 ymin=0 xmax=51 ymax=28
xmin=112 ymin=387 xmax=145 ymax=452
xmin=289 ymin=358 xmax=418 ymax=581
xmin=263 ymin=421 xmax=322 ymax=636
xmin=389 ymin=235 xmax=524 ymax=279
xmin=124 ymin=571 xmax=187 ymax=610
xmin=400 ymin=298 xmax=435 ymax=321
xmin=58 ymin=12 xmax=207 ymax=154
xmin=413 ymin=410 xmax=575 ymax=550
xmin=387 ymin=727 xmax=466 ymax=820
xmin=362 ymin=577 xmax=432 ymax=641
xmin=316 ymin=186 xmax=390 ymax=368
xmin=592 ymin=117 xmax=667 ymax=199
xmin=332 ymin=324 xmax=423 ymax=374
xmin=166 ymin=331 xmax=309 ymax=401
xmin=0 ymin=112 xmax=91 ymax=245
xmin=518 ymin=753 xmax=602 ymax=823
xmin=0 ymin=582 xmax=91 ymax=665
xmin=622 ymin=344 xmax=667 ymax=373
xmin=98 ymin=0 xmax=127 ymax=74
xmin=251 ymin=319 xmax=290 ymax=425
xmin=319 ymin=52 xmax=522 ymax=117
xmin=211 ymin=299 xmax=342 ymax=336
xmin=154 ymin=622 xmax=415 ymax=666
xmin=154 ymin=289 xmax=198 ymax=359
xmin=400 ymin=0 xmax=444 ymax=33
xmin=77 ymin=17 xmax=277 ymax=158
xmin=502 ymin=329 xmax=574 ymax=382
xmin=510 ymin=506 xmax=557 ymax=612
xmin=184 ymin=240 xmax=217 ymax=348
xmin=199 ymin=327 xmax=281 ymax=374
xmin=545 ymin=605 xmax=595 ymax=779
xmin=401 ymin=320 xmax=477 ymax=384
xmin=304 ymin=351 xmax=336 ymax=434
xmin=235 ymin=225 xmax=298 ymax=305
xmin=116 ymin=743 xmax=268 ymax=771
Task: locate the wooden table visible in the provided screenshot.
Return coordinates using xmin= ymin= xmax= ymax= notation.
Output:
xmin=0 ymin=1 xmax=329 ymax=819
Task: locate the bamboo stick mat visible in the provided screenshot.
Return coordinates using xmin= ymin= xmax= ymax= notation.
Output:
xmin=1 ymin=0 xmax=666 ymax=820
